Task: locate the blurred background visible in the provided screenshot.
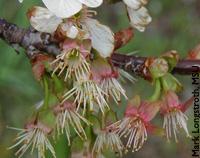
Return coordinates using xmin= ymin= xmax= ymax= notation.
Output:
xmin=0 ymin=0 xmax=200 ymax=157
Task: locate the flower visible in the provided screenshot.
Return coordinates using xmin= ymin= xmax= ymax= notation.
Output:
xmin=116 ymin=97 xmax=160 ymax=152
xmin=91 ymin=58 xmax=127 ymax=103
xmin=92 ymin=125 xmax=123 ymax=156
xmin=42 ymin=0 xmax=103 ymax=18
xmin=62 ymin=78 xmax=109 ymax=114
xmin=122 ymin=0 xmax=151 ymax=31
xmin=161 ymin=91 xmax=191 ymax=142
xmin=9 ymin=121 xmax=56 ymax=158
xmin=51 ymin=39 xmax=91 ymax=81
xmin=53 ymin=101 xmax=90 ymax=145
xmin=127 ymin=6 xmax=152 ymax=32
xmin=28 ymin=7 xmax=114 ymax=58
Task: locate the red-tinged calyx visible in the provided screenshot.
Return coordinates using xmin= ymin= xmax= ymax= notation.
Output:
xmin=125 ymin=96 xmax=160 ymax=123
xmin=160 ymin=90 xmax=191 ymax=114
xmin=187 ymin=43 xmax=200 ymax=59
xmin=53 ymin=101 xmax=75 ymax=115
xmin=61 ymin=38 xmax=91 ymax=58
xmin=31 ymin=54 xmax=53 ymax=81
xmin=91 ymin=57 xmax=119 ymax=83
xmin=51 ymin=38 xmax=92 ymax=81
xmin=25 ymin=121 xmax=52 ymax=135
xmin=181 ymin=96 xmax=194 ymax=112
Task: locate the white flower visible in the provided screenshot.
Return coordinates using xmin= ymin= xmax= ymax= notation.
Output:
xmin=163 ymin=109 xmax=191 ymax=142
xmin=9 ymin=122 xmax=56 ymax=158
xmin=127 ymin=6 xmax=152 ymax=32
xmin=54 ymin=101 xmax=90 ymax=145
xmin=28 ymin=7 xmax=114 ymax=58
xmin=122 ymin=0 xmax=151 ymax=32
xmin=42 ymin=0 xmax=103 ymax=18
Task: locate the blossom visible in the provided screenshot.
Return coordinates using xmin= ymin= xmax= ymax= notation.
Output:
xmin=42 ymin=0 xmax=103 ymax=18
xmin=51 ymin=39 xmax=91 ymax=81
xmin=92 ymin=125 xmax=123 ymax=156
xmin=91 ymin=58 xmax=127 ymax=103
xmin=122 ymin=0 xmax=151 ymax=31
xmin=62 ymin=78 xmax=109 ymax=114
xmin=127 ymin=6 xmax=152 ymax=32
xmin=161 ymin=91 xmax=191 ymax=142
xmin=116 ymin=97 xmax=160 ymax=152
xmin=53 ymin=101 xmax=90 ymax=145
xmin=9 ymin=121 xmax=56 ymax=158
xmin=28 ymin=7 xmax=114 ymax=58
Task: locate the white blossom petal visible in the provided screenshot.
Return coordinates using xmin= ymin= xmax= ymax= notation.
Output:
xmin=61 ymin=23 xmax=79 ymax=39
xmin=123 ymin=0 xmax=148 ymax=10
xmin=79 ymin=0 xmax=103 ymax=8
xmin=127 ymin=6 xmax=152 ymax=32
xmin=29 ymin=6 xmax=62 ymax=33
xmin=42 ymin=0 xmax=82 ymax=18
xmin=84 ymin=18 xmax=114 ymax=58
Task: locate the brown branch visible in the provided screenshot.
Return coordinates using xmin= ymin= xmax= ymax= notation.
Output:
xmin=0 ymin=18 xmax=200 ymax=79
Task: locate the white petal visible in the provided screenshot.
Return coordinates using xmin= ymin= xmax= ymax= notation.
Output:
xmin=84 ymin=18 xmax=114 ymax=58
xmin=127 ymin=6 xmax=152 ymax=32
xmin=79 ymin=0 xmax=103 ymax=8
xmin=123 ymin=0 xmax=145 ymax=10
xmin=29 ymin=7 xmax=62 ymax=33
xmin=61 ymin=23 xmax=79 ymax=39
xmin=42 ymin=0 xmax=82 ymax=18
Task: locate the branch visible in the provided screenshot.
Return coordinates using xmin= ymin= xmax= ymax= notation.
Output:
xmin=0 ymin=18 xmax=200 ymax=80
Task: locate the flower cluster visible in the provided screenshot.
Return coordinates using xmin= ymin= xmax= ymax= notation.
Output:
xmin=9 ymin=0 xmax=193 ymax=158
xmin=11 ymin=1 xmax=131 ymax=157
